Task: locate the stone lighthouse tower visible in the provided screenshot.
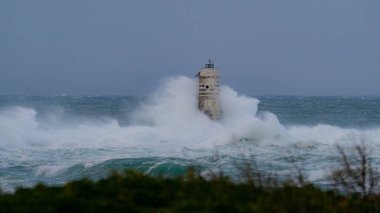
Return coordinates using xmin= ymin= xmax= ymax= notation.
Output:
xmin=197 ymin=60 xmax=222 ymax=120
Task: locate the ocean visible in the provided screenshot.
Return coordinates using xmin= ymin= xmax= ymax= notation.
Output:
xmin=1 ymin=76 xmax=380 ymax=191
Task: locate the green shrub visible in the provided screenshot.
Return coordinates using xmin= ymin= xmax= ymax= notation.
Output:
xmin=1 ymin=170 xmax=380 ymax=212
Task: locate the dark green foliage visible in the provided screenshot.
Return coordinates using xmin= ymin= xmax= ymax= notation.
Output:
xmin=1 ymin=170 xmax=380 ymax=213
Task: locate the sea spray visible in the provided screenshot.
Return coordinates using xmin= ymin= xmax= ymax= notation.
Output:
xmin=1 ymin=76 xmax=380 ymax=191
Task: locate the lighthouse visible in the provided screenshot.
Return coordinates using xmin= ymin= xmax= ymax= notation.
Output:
xmin=197 ymin=60 xmax=222 ymax=120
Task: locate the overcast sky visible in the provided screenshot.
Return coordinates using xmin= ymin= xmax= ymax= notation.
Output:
xmin=1 ymin=1 xmax=379 ymax=95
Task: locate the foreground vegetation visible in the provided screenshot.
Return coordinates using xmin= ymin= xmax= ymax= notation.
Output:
xmin=0 ymin=170 xmax=379 ymax=212
xmin=1 ymin=144 xmax=380 ymax=212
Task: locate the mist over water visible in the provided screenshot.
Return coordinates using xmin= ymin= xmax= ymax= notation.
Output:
xmin=1 ymin=76 xmax=380 ymax=191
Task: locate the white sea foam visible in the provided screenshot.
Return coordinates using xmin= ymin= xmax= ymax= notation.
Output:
xmin=1 ymin=76 xmax=380 ymax=152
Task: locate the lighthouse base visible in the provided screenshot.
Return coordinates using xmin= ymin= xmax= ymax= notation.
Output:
xmin=198 ymin=96 xmax=221 ymax=121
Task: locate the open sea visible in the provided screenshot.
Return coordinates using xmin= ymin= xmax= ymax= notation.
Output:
xmin=1 ymin=76 xmax=380 ymax=191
